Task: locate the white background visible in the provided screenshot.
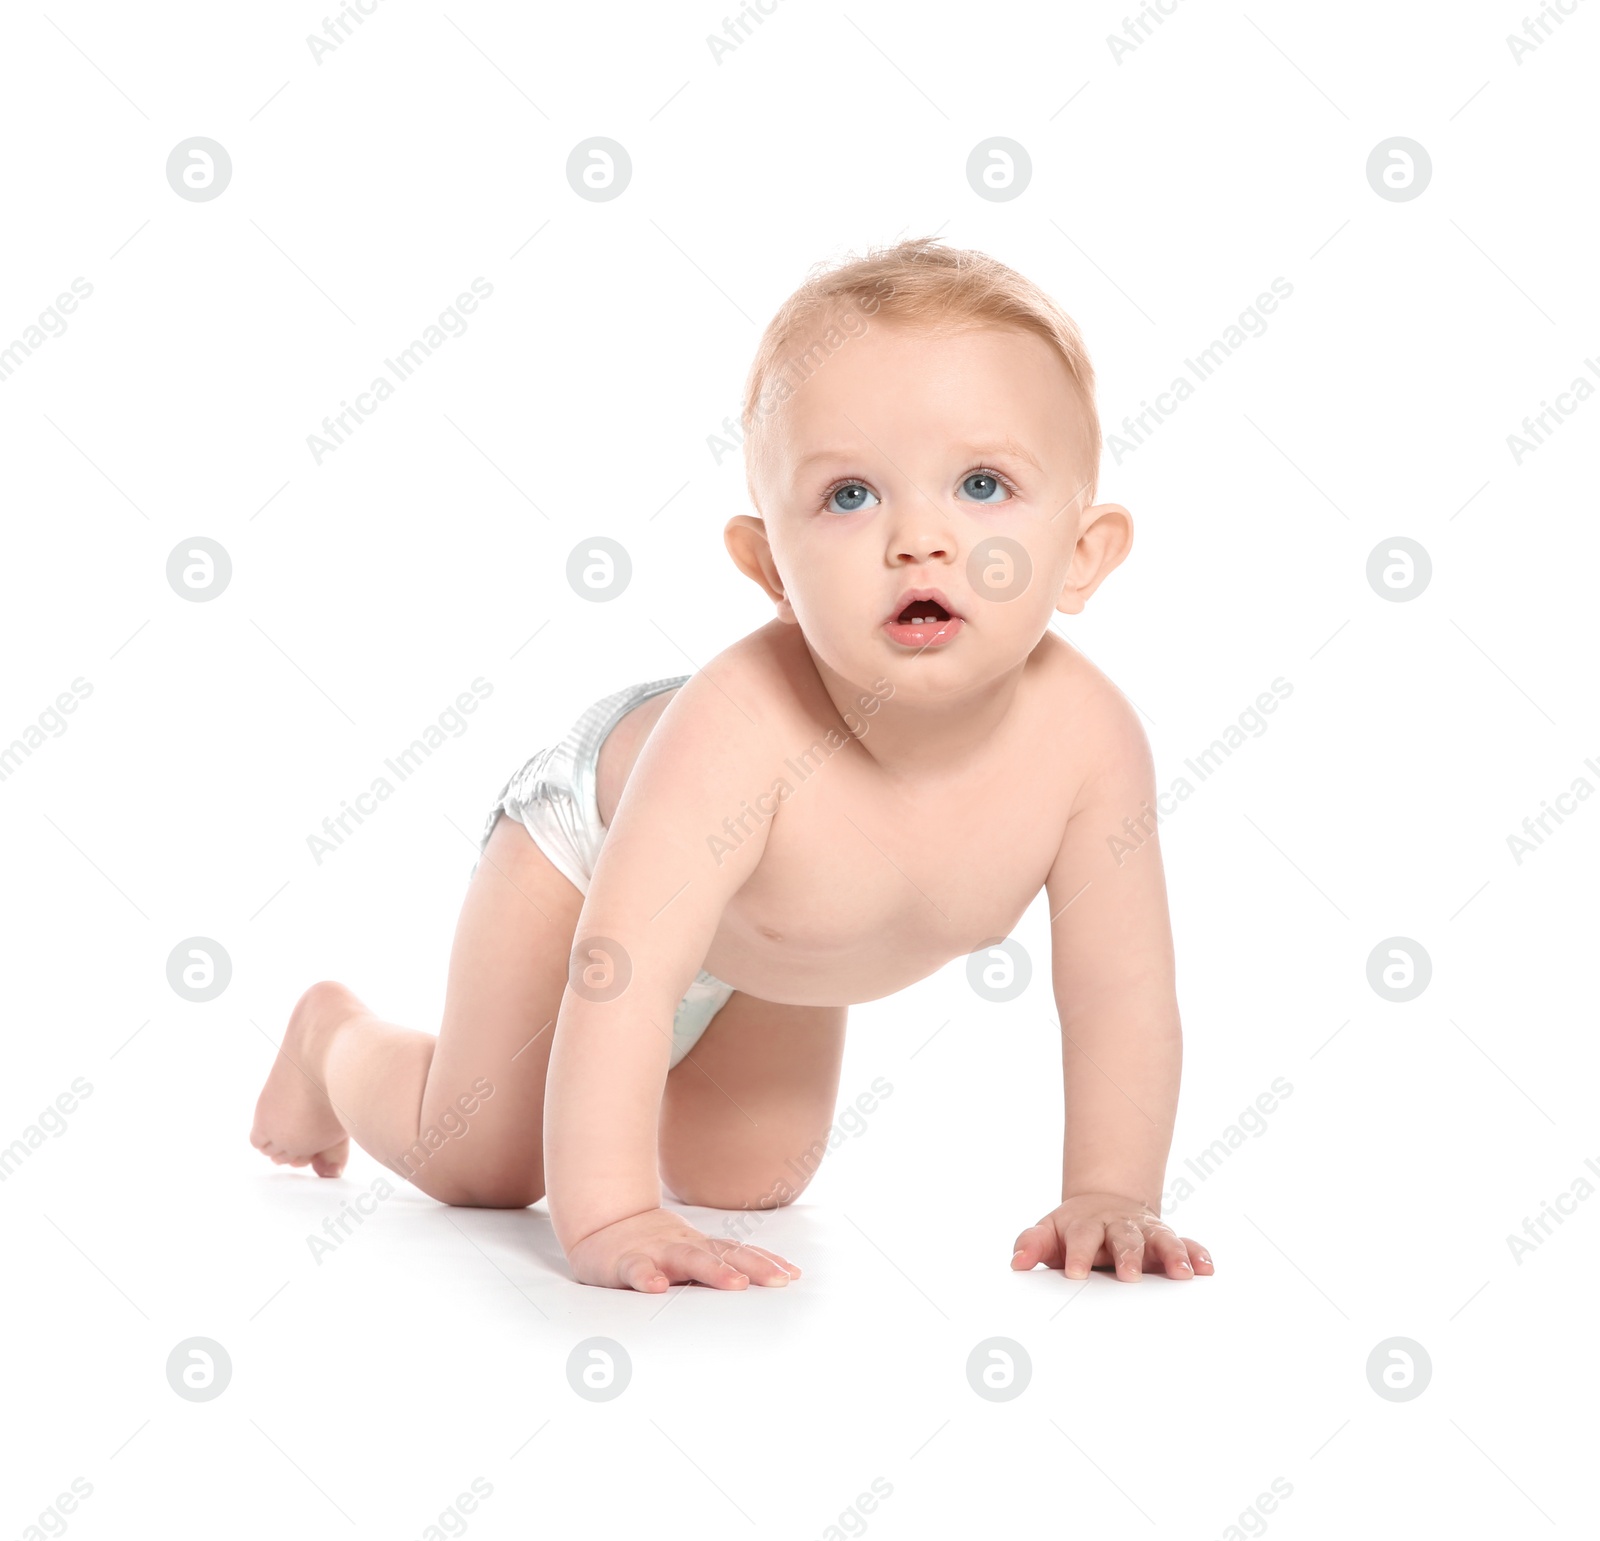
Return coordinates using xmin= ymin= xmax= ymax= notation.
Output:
xmin=2 ymin=2 xmax=1596 ymax=1537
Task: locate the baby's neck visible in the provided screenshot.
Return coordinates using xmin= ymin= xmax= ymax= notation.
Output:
xmin=805 ymin=641 xmax=1033 ymax=784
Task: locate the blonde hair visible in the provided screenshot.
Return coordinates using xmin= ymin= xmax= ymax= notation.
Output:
xmin=740 ymin=235 xmax=1101 ymax=509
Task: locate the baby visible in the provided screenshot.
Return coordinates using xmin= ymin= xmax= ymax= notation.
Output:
xmin=252 ymin=236 xmax=1215 ymax=1292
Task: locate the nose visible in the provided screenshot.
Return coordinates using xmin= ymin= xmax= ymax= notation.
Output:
xmin=887 ymin=503 xmax=957 ymax=566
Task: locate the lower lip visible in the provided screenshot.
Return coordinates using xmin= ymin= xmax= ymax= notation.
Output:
xmin=883 ymin=616 xmax=965 ymax=649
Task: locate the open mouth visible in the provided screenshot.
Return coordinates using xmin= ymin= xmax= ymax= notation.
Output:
xmin=883 ymin=590 xmax=965 ymax=650
xmin=895 ymin=598 xmax=953 ymax=625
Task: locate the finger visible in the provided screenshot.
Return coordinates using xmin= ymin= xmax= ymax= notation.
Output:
xmin=1105 ymin=1219 xmax=1145 ymax=1281
xmin=716 ymin=1242 xmax=796 ymax=1286
xmin=1179 ymin=1237 xmax=1215 ymax=1275
xmin=1144 ymin=1226 xmax=1193 ymax=1279
xmin=665 ymin=1241 xmax=750 ymax=1290
xmin=1010 ymin=1221 xmax=1056 ymax=1270
xmin=1063 ymin=1219 xmax=1104 ymax=1280
xmin=741 ymin=1244 xmax=803 ymax=1280
xmin=615 ymin=1251 xmax=670 ymax=1293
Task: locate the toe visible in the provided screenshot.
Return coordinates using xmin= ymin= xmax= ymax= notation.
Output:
xmin=311 ymin=1140 xmax=350 ymax=1179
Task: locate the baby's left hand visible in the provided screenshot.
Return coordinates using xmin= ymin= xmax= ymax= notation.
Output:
xmin=1010 ymin=1192 xmax=1213 ymax=1282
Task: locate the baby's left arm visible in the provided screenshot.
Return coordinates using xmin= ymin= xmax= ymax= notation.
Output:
xmin=1009 ymin=691 xmax=1214 ymax=1283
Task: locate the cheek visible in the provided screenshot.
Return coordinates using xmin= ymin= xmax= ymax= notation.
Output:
xmin=983 ymin=543 xmax=1072 ymax=632
xmin=782 ymin=528 xmax=862 ymax=602
xmin=782 ymin=569 xmax=878 ymax=661
xmin=787 ymin=571 xmax=854 ymax=630
xmin=963 ymin=524 xmax=1047 ymax=610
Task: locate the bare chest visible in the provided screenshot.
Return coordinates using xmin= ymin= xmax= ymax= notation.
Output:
xmin=706 ymin=737 xmax=1067 ymax=1004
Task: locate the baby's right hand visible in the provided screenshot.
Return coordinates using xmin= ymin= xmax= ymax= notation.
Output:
xmin=566 ymin=1207 xmax=801 ymax=1292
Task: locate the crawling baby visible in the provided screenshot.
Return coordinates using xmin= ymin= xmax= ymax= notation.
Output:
xmin=252 ymin=235 xmax=1215 ymax=1292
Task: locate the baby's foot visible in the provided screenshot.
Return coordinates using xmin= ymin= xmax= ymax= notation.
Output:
xmin=251 ymin=981 xmax=356 ymax=1178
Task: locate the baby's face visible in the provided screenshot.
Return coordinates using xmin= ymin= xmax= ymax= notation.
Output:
xmin=737 ymin=317 xmax=1126 ymax=699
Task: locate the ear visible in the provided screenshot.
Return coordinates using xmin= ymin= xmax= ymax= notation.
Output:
xmin=724 ymin=515 xmax=796 ymax=623
xmin=1056 ymin=501 xmax=1133 ymax=615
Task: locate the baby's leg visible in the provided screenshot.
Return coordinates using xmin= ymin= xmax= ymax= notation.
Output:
xmin=250 ymin=813 xmax=581 ymax=1205
xmin=660 ymin=994 xmax=849 ymax=1210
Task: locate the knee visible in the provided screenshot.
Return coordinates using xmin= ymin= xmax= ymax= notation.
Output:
xmin=660 ymin=1120 xmax=832 ymax=1210
xmin=441 ymin=1175 xmax=545 ymax=1209
xmin=402 ymin=1151 xmax=543 ymax=1208
xmin=668 ymin=1164 xmax=814 ymax=1211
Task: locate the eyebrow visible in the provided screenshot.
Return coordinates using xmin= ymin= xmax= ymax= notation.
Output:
xmin=793 ymin=439 xmax=1044 ymax=475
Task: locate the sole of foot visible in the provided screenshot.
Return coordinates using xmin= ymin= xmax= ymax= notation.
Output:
xmin=250 ymin=980 xmax=358 ymax=1179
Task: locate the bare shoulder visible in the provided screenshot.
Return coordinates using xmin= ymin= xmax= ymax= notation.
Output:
xmin=581 ymin=630 xmax=816 ymax=960
xmin=605 ymin=623 xmax=809 ymax=838
xmin=1031 ymin=631 xmax=1154 ymax=796
xmin=653 ymin=621 xmax=810 ymax=748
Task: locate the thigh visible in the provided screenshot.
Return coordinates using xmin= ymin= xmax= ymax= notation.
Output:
xmin=418 ymin=812 xmax=583 ymax=1199
xmin=658 ymin=992 xmax=849 ymax=1210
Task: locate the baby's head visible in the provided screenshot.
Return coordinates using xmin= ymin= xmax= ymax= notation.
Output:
xmin=725 ymin=237 xmax=1132 ymax=698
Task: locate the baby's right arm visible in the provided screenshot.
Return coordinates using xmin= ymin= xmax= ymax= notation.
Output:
xmin=542 ymin=671 xmax=798 ymax=1291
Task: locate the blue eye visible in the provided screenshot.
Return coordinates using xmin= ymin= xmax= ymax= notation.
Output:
xmin=957 ymin=471 xmax=1010 ymax=504
xmin=824 ymin=481 xmax=879 ymax=515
